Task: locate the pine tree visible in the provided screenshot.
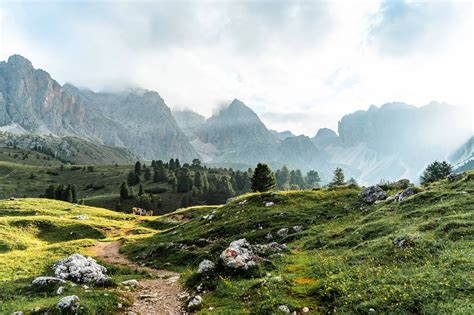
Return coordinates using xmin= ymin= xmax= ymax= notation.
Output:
xmin=347 ymin=177 xmax=358 ymax=186
xmin=177 ymin=168 xmax=193 ymax=193
xmin=251 ymin=163 xmax=276 ymax=192
xmin=134 ymin=161 xmax=142 ymax=175
xmin=144 ymin=167 xmax=151 ymax=181
xmin=71 ymin=185 xmax=77 ymax=203
xmin=169 ymin=158 xmax=176 ymax=170
xmin=120 ymin=182 xmax=130 ymax=200
xmin=277 ymin=166 xmax=290 ymax=189
xmin=330 ymin=167 xmax=345 ymax=186
xmin=306 ymin=170 xmax=321 ymax=188
xmin=127 ymin=170 xmax=140 ymax=186
xmin=169 ymin=172 xmax=178 ymax=193
xmin=45 ymin=185 xmax=55 ymax=199
xmin=194 ymin=171 xmax=204 ymax=193
xmin=138 ymin=184 xmax=144 ymax=196
xmin=175 ymin=159 xmax=181 ymax=169
xmin=65 ymin=185 xmax=73 ymax=203
xmin=219 ymin=175 xmax=235 ymax=198
xmin=202 ymin=172 xmax=209 ymax=193
xmin=420 ymin=161 xmax=452 ymax=185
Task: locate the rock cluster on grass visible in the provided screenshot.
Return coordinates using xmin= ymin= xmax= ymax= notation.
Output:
xmin=220 ymin=239 xmax=258 ymax=270
xmin=56 ymin=295 xmax=80 ymax=312
xmin=276 ymin=228 xmax=289 ymax=237
xmin=197 ymin=260 xmax=215 ymax=274
xmin=447 ymin=172 xmax=464 ymax=182
xmin=360 ymin=185 xmax=388 ymax=204
xmin=219 ymin=238 xmax=288 ymax=270
xmin=31 ymin=276 xmax=65 ymax=290
xmin=53 ymin=254 xmax=110 ymax=285
xmin=278 ymin=305 xmax=290 ymax=313
xmin=393 ymin=187 xmax=416 ymax=202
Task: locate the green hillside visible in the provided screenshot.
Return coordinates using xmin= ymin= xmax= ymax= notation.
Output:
xmin=0 ymin=198 xmax=157 ymax=314
xmin=1 ymin=171 xmax=472 ymax=314
xmin=123 ymin=171 xmax=474 ymax=314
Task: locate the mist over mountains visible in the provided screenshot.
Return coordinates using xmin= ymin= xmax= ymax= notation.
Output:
xmin=1 ymin=55 xmax=472 ymax=184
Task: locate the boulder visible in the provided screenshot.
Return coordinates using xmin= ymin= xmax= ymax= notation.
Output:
xmin=31 ymin=276 xmax=66 ymax=290
xmin=265 ymin=202 xmax=275 ymax=207
xmin=56 ymin=295 xmax=80 ymax=312
xmin=197 ymin=260 xmax=215 ymax=274
xmin=220 ymin=239 xmax=257 ymax=270
xmin=253 ymin=242 xmax=288 ymax=256
xmin=447 ymin=172 xmax=464 ymax=182
xmin=292 ymin=225 xmax=303 ymax=232
xmin=394 ymin=187 xmax=416 ymax=202
xmin=276 ymin=228 xmax=289 ymax=237
xmin=360 ymin=185 xmax=388 ymax=204
xmin=187 ymin=295 xmax=202 ymax=309
xmin=53 ymin=254 xmax=110 ymax=285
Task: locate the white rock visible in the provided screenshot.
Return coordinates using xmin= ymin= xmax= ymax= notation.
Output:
xmin=31 ymin=276 xmax=65 ymax=289
xmin=53 ymin=254 xmax=110 ymax=284
xmin=265 ymin=202 xmax=275 ymax=207
xmin=13 ymin=312 xmax=24 ymax=315
xmin=74 ymin=214 xmax=89 ymax=220
xmin=56 ymin=286 xmax=65 ymax=295
xmin=121 ymin=279 xmax=140 ymax=287
xmin=188 ymin=295 xmax=202 ymax=309
xmin=197 ymin=260 xmax=215 ymax=274
xmin=302 ymin=307 xmax=310 ymax=313
xmin=292 ymin=225 xmax=303 ymax=232
xmin=276 ymin=228 xmax=289 ymax=237
xmin=278 ymin=305 xmax=290 ymax=313
xmin=56 ymin=295 xmax=80 ymax=311
xmin=220 ymin=239 xmax=257 ymax=270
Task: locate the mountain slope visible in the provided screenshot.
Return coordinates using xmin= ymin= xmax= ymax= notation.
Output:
xmin=450 ymin=136 xmax=474 ymax=172
xmin=198 ymin=99 xmax=280 ymax=165
xmin=0 ymin=55 xmax=197 ymax=161
xmin=123 ymin=171 xmax=474 ymax=313
xmin=313 ymin=102 xmax=472 ymax=184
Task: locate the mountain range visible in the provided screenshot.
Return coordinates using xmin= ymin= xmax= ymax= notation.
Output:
xmin=0 ymin=55 xmax=472 ymax=184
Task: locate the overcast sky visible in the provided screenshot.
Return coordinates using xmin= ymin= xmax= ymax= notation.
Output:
xmin=1 ymin=0 xmax=472 ymax=135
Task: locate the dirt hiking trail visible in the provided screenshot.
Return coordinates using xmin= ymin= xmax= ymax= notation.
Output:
xmin=92 ymin=240 xmax=186 ymax=315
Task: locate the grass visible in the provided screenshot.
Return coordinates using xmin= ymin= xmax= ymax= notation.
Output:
xmin=0 ymin=147 xmax=191 ymax=214
xmin=122 ymin=171 xmax=474 ymax=314
xmin=1 ymin=170 xmax=473 ymax=313
xmin=0 ymin=198 xmax=155 ymax=314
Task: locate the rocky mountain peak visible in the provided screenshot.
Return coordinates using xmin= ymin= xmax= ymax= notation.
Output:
xmin=7 ymin=54 xmax=34 ymax=69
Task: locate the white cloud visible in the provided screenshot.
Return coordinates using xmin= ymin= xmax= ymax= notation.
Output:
xmin=0 ymin=0 xmax=471 ymax=135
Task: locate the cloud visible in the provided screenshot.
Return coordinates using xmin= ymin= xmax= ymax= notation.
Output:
xmin=0 ymin=0 xmax=471 ymax=136
xmin=368 ymin=0 xmax=470 ymax=56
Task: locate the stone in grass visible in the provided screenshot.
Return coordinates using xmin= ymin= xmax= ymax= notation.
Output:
xmin=265 ymin=202 xmax=275 ymax=207
xmin=393 ymin=187 xmax=416 ymax=202
xmin=56 ymin=295 xmax=80 ymax=312
xmin=187 ymin=295 xmax=202 ymax=310
xmin=276 ymin=228 xmax=289 ymax=237
xmin=31 ymin=276 xmax=66 ymax=290
xmin=447 ymin=172 xmax=464 ymax=182
xmin=220 ymin=239 xmax=258 ymax=270
xmin=360 ymin=185 xmax=388 ymax=204
xmin=74 ymin=214 xmax=89 ymax=220
xmin=278 ymin=305 xmax=290 ymax=313
xmin=121 ymin=279 xmax=140 ymax=287
xmin=56 ymin=286 xmax=65 ymax=295
xmin=53 ymin=254 xmax=111 ymax=285
xmin=197 ymin=260 xmax=215 ymax=274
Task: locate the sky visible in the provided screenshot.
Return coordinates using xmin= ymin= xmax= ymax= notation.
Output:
xmin=0 ymin=0 xmax=472 ymax=135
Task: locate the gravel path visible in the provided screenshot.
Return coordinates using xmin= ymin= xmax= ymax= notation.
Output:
xmin=92 ymin=240 xmax=186 ymax=315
